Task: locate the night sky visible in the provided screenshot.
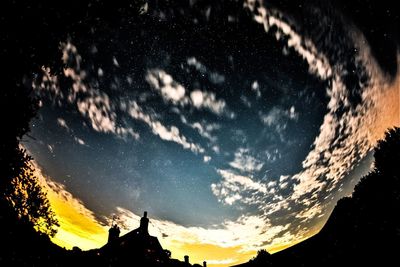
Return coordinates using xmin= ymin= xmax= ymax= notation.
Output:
xmin=22 ymin=1 xmax=399 ymax=266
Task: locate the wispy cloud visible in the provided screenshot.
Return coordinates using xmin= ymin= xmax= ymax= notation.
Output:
xmin=126 ymin=101 xmax=204 ymax=154
xmin=35 ymin=43 xmax=218 ymax=156
xmin=146 ymin=68 xmax=234 ymax=118
xmin=259 ymin=106 xmax=298 ymax=127
xmin=187 ymin=57 xmax=225 ymax=84
xmin=73 ymin=137 xmax=86 ymax=146
xmin=180 ymin=115 xmax=220 ymax=143
xmin=57 ymin=117 xmax=87 ymax=146
xmin=203 ymin=156 xmax=212 ymax=163
xmin=190 ymin=90 xmax=234 ymax=118
xmin=57 ymin=118 xmax=69 ymax=130
xmin=42 ymin=42 xmax=140 ymax=140
xmin=211 ymin=169 xmax=268 ymax=206
xmin=251 ymin=80 xmax=261 ymax=99
xmin=244 ymin=1 xmax=332 ymax=80
xmin=229 ymin=148 xmax=264 ymax=173
xmin=145 ymin=69 xmax=187 ymax=105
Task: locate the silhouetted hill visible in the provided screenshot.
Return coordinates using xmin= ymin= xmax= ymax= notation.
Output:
xmin=234 ymin=127 xmax=400 ymax=267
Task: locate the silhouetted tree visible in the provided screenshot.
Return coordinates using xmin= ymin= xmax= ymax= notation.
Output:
xmin=250 ymin=249 xmax=272 ymax=266
xmin=5 ymin=149 xmax=59 ymax=237
xmin=373 ymin=127 xmax=400 ymax=177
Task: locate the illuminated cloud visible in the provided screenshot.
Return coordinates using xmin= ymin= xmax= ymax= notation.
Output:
xmin=244 ymin=0 xmax=332 ymax=80
xmin=187 ymin=57 xmax=207 ymax=74
xmin=180 ymin=116 xmax=220 ymax=143
xmin=229 ymin=148 xmax=264 ymax=173
xmin=295 ymin=203 xmax=324 ymax=222
xmin=43 ymin=42 xmax=140 ymax=141
xmin=126 ymin=101 xmax=204 ymax=154
xmin=259 ymin=107 xmax=296 ymax=127
xmin=187 ymin=57 xmax=225 ymax=84
xmin=73 ymin=137 xmax=86 ymax=146
xmin=211 ymin=169 xmax=268 ymax=205
xmin=146 ymin=68 xmax=232 ymax=117
xmin=57 ymin=118 xmax=69 ymax=130
xmin=251 ymin=80 xmax=261 ymax=99
xmin=203 ymin=156 xmax=212 ymax=163
xmin=190 ymin=90 xmax=234 ymax=118
xmin=145 ymin=69 xmax=187 ymax=105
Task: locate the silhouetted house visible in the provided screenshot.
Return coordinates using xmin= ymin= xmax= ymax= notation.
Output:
xmin=100 ymin=211 xmax=169 ymax=266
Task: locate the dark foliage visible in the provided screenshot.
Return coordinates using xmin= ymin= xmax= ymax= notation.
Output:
xmin=5 ymin=149 xmax=59 ymax=237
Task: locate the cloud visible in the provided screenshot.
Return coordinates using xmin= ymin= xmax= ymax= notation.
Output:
xmin=36 ymin=42 xmax=235 ymax=161
xmin=244 ymin=0 xmax=332 ymax=79
xmin=251 ymin=80 xmax=261 ymax=99
xmin=74 ymin=137 xmax=86 ymax=146
xmin=76 ymin=93 xmax=117 ymax=134
xmin=259 ymin=106 xmax=298 ymax=127
xmin=203 ymin=156 xmax=212 ymax=163
xmin=229 ymin=148 xmax=264 ymax=173
xmin=145 ymin=69 xmax=187 ymax=105
xmin=180 ymin=116 xmax=220 ymax=143
xmin=187 ymin=57 xmax=207 ymax=73
xmin=127 ymin=101 xmax=204 ymax=154
xmin=288 ymin=106 xmax=298 ymax=120
xmin=57 ymin=118 xmax=69 ymax=130
xmin=190 ymin=90 xmax=234 ymax=118
xmin=211 ymin=169 xmax=268 ymax=206
xmin=145 ymin=68 xmax=233 ymax=118
xmin=56 ymin=117 xmax=87 ymax=146
xmin=47 ymin=144 xmax=54 ymax=153
xmin=35 ymin=42 xmax=141 ymax=141
xmin=295 ymin=203 xmax=324 ymax=222
xmin=187 ymin=57 xmax=225 ymax=84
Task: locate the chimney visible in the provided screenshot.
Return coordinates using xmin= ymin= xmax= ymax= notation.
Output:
xmin=140 ymin=211 xmax=149 ymax=234
xmin=184 ymin=255 xmax=189 ymax=265
xmin=107 ymin=224 xmax=120 ymax=244
xmin=203 ymin=261 xmax=207 ymax=267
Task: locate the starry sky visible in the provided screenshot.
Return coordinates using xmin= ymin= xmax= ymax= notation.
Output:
xmin=22 ymin=1 xmax=399 ymax=266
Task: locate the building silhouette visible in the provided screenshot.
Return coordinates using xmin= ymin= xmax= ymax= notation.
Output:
xmin=100 ymin=211 xmax=169 ymax=266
